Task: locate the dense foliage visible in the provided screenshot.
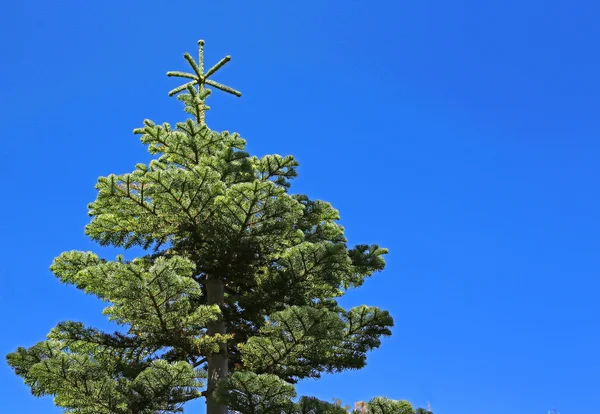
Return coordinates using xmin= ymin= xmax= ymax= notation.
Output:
xmin=7 ymin=40 xmax=432 ymax=414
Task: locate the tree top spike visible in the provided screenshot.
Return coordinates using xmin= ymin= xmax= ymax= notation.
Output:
xmin=167 ymin=39 xmax=241 ymax=125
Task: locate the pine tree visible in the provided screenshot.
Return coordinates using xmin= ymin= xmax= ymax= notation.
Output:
xmin=6 ymin=40 xmax=433 ymax=414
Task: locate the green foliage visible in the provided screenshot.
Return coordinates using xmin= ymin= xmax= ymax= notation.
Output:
xmin=296 ymin=397 xmax=349 ymax=414
xmin=367 ymin=398 xmax=416 ymax=414
xmin=7 ymin=340 xmax=204 ymax=413
xmin=6 ymin=40 xmax=430 ymax=414
xmin=239 ymin=305 xmax=393 ymax=382
xmin=214 ymin=372 xmax=296 ymax=413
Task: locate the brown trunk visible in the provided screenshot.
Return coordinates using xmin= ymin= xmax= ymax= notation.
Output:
xmin=205 ymin=276 xmax=228 ymax=414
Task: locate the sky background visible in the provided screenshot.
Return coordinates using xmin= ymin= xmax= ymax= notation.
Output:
xmin=1 ymin=1 xmax=599 ymax=413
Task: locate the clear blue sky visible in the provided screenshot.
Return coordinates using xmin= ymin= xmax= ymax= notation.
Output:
xmin=1 ymin=1 xmax=599 ymax=413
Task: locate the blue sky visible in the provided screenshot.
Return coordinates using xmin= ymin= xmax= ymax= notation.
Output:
xmin=1 ymin=1 xmax=599 ymax=413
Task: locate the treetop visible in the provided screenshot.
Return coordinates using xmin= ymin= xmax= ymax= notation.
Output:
xmin=167 ymin=40 xmax=242 ymax=125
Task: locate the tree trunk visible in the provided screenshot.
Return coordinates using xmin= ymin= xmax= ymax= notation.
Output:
xmin=206 ymin=276 xmax=228 ymax=414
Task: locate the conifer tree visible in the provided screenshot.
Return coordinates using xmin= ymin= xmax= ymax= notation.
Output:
xmin=7 ymin=40 xmax=433 ymax=414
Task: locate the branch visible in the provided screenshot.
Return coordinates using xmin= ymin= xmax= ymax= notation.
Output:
xmin=193 ymin=358 xmax=208 ymax=368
